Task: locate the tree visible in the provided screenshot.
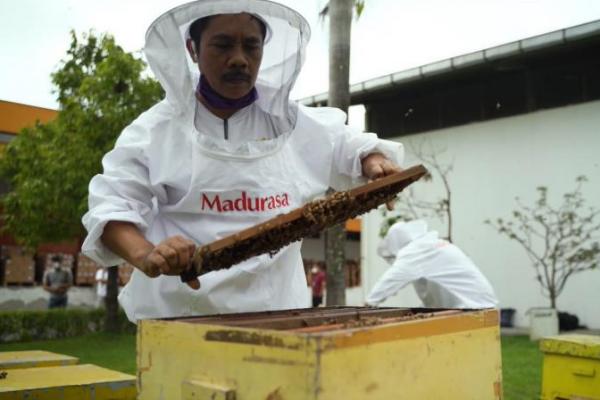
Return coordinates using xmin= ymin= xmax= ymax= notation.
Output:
xmin=320 ymin=0 xmax=364 ymax=306
xmin=380 ymin=140 xmax=454 ymax=241
xmin=0 ymin=31 xmax=163 ymax=330
xmin=486 ymin=176 xmax=600 ymax=309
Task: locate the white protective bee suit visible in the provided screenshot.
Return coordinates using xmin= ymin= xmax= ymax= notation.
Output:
xmin=82 ymin=0 xmax=404 ymax=322
xmin=366 ymin=220 xmax=498 ymax=308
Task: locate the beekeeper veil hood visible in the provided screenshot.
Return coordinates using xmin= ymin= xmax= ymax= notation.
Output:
xmin=377 ymin=220 xmax=429 ymax=263
xmin=144 ymin=0 xmax=310 ymax=135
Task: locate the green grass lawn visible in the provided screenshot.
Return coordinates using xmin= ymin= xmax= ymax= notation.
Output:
xmin=501 ymin=335 xmax=544 ymax=400
xmin=0 ymin=332 xmax=137 ymax=375
xmin=1 ymin=333 xmax=542 ymax=398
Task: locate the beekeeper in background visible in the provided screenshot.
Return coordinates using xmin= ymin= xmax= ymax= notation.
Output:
xmin=366 ymin=220 xmax=498 ymax=308
xmin=82 ymin=0 xmax=404 ymax=322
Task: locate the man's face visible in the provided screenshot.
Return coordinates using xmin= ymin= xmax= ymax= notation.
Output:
xmin=197 ymin=14 xmax=264 ymax=100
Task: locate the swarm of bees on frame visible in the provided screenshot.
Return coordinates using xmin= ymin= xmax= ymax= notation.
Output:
xmin=194 ymin=182 xmax=403 ymax=275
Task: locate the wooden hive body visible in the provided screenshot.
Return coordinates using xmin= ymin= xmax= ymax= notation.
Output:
xmin=138 ymin=307 xmax=503 ymax=399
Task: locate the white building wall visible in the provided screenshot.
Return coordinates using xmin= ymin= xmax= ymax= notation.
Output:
xmin=301 ymin=237 xmax=361 ymax=261
xmin=301 ymin=237 xmax=363 ymax=305
xmin=0 ymin=287 xmax=98 ymax=310
xmin=361 ymin=100 xmax=600 ymax=328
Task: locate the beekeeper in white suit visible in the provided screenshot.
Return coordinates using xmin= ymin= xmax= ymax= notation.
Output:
xmin=366 ymin=220 xmax=498 ymax=308
xmin=82 ymin=0 xmax=404 ymax=322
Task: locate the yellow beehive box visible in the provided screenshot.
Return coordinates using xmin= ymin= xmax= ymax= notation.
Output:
xmin=0 ymin=364 xmax=136 ymax=399
xmin=138 ymin=307 xmax=502 ymax=399
xmin=540 ymin=334 xmax=600 ymax=400
xmin=0 ymin=350 xmax=78 ymax=370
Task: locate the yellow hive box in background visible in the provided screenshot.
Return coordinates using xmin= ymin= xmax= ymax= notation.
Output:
xmin=0 ymin=350 xmax=78 ymax=370
xmin=0 ymin=364 xmax=136 ymax=400
xmin=138 ymin=307 xmax=503 ymax=400
xmin=540 ymin=334 xmax=600 ymax=400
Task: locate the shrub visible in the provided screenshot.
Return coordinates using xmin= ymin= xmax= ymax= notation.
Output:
xmin=0 ymin=308 xmax=135 ymax=343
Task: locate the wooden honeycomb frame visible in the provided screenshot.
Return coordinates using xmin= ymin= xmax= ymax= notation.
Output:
xmin=181 ymin=164 xmax=427 ymax=281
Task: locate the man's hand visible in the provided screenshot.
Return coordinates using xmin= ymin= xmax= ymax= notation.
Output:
xmin=102 ymin=222 xmax=201 ymax=290
xmin=361 ymin=152 xmax=403 ymax=210
xmin=135 ymin=236 xmax=200 ymax=290
xmin=361 ymin=152 xmax=402 ymax=180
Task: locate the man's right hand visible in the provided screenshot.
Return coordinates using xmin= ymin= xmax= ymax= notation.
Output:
xmin=135 ymin=236 xmax=200 ymax=289
xmin=102 ymin=222 xmax=201 ymax=289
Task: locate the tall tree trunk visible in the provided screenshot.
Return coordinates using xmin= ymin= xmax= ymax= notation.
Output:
xmin=325 ymin=0 xmax=353 ymax=306
xmin=105 ymin=266 xmax=119 ymax=333
xmin=325 ymin=224 xmax=346 ymax=305
xmin=549 ymin=287 xmax=557 ymax=309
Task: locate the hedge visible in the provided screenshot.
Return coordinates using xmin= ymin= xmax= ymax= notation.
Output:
xmin=0 ymin=308 xmax=135 ymax=343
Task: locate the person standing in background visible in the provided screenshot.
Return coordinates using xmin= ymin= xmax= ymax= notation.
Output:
xmin=94 ymin=266 xmax=109 ymax=308
xmin=311 ymin=263 xmax=326 ymax=307
xmin=42 ymin=255 xmax=73 ymax=309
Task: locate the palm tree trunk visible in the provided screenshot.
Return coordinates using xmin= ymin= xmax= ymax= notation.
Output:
xmin=104 ymin=266 xmax=119 ymax=332
xmin=325 ymin=0 xmax=353 ymax=306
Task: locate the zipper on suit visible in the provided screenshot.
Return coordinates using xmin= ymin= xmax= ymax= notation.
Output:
xmin=224 ymin=119 xmax=229 ymax=140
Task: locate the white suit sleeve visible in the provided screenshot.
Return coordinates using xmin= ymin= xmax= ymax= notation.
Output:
xmin=298 ymin=105 xmax=404 ymax=188
xmin=332 ymin=122 xmax=404 ymax=178
xmin=81 ymin=121 xmax=161 ymax=267
xmin=365 ymin=258 xmax=419 ymax=306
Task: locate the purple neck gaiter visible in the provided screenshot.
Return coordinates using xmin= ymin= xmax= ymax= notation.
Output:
xmin=196 ymin=75 xmax=258 ymax=110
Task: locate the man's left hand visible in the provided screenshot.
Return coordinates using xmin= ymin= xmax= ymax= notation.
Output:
xmin=361 ymin=153 xmax=403 ymax=210
xmin=361 ymin=153 xmax=402 ymax=180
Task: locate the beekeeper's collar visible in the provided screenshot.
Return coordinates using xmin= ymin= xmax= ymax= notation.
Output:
xmin=144 ymin=0 xmax=310 ymax=135
xmin=377 ymin=219 xmax=429 ymax=262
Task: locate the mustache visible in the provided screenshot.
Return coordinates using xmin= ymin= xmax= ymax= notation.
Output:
xmin=222 ymin=70 xmax=251 ymax=82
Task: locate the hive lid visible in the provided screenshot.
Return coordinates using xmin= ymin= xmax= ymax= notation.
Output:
xmin=540 ymin=334 xmax=600 ymax=359
xmin=0 ymin=350 xmax=78 ymax=369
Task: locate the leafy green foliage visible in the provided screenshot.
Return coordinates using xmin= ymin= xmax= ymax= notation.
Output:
xmin=354 ymin=0 xmax=365 ymax=18
xmin=319 ymin=0 xmax=366 ymax=21
xmin=486 ymin=176 xmax=600 ymax=308
xmin=0 ymin=31 xmax=163 ymax=247
xmin=0 ymin=308 xmax=134 ymax=343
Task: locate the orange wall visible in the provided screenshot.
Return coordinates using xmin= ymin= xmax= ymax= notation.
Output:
xmin=345 ymin=218 xmax=361 ymax=233
xmin=0 ymin=100 xmax=57 ymax=135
